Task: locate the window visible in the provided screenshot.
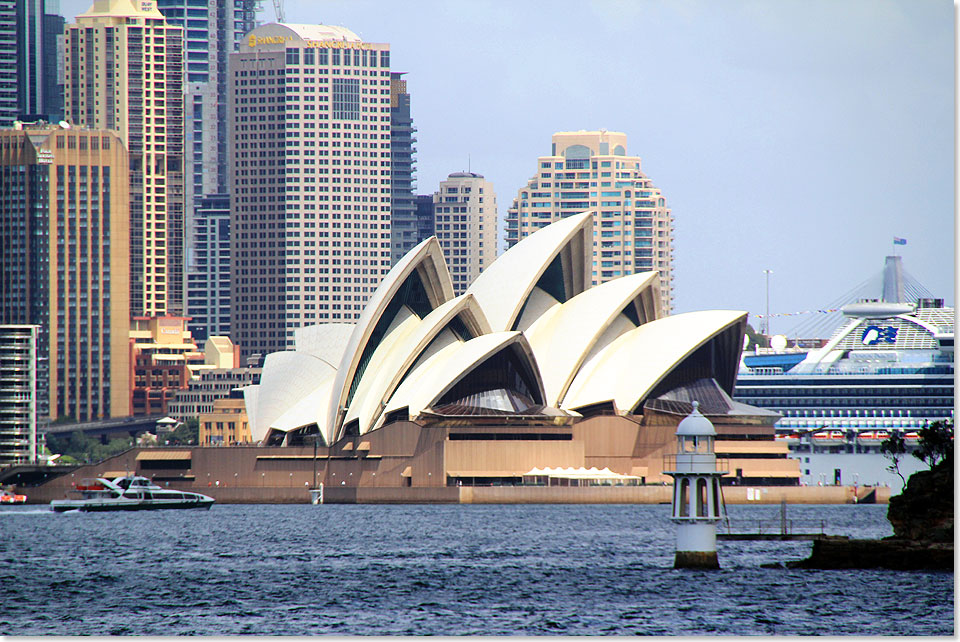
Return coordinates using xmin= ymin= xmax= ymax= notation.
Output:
xmin=332 ymin=77 xmax=360 ymax=119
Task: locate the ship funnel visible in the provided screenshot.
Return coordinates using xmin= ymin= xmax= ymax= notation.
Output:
xmin=882 ymin=256 xmax=904 ymax=303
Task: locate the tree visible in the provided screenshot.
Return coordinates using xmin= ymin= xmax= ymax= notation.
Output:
xmin=913 ymin=419 xmax=953 ymax=468
xmin=46 ymin=430 xmax=134 ymax=464
xmin=166 ymin=418 xmax=199 ymax=446
xmin=880 ymin=431 xmax=908 ymax=487
xmin=744 ymin=323 xmax=767 ymax=351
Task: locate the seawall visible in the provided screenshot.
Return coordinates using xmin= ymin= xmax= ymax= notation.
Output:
xmin=27 ymin=483 xmax=888 ymax=505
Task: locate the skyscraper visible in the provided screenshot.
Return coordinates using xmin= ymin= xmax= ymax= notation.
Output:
xmin=433 ymin=171 xmax=497 ymax=294
xmin=184 ymin=193 xmax=231 ymax=341
xmin=154 ymin=0 xmax=258 ymax=341
xmin=229 ymin=23 xmax=394 ymax=358
xmin=0 ymin=0 xmax=65 ymax=126
xmin=0 ymin=1 xmax=15 ymax=124
xmin=64 ymin=0 xmax=185 ymax=317
xmin=389 ymin=71 xmax=417 ymax=265
xmin=0 ymin=124 xmax=131 ymax=422
xmin=415 ymin=193 xmax=434 ymax=241
xmin=505 ymin=130 xmax=674 ymax=313
xmin=155 ymin=0 xmax=257 ymax=198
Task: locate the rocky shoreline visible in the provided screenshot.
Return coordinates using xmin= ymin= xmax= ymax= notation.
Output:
xmin=777 ymin=454 xmax=953 ymax=571
xmin=782 ymin=537 xmax=953 ymax=571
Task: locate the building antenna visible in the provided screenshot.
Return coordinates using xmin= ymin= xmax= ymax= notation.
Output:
xmin=468 ymin=154 xmax=471 ymax=173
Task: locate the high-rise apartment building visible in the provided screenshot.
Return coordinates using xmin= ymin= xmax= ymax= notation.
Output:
xmin=184 ymin=193 xmax=230 ymax=341
xmin=0 ymin=324 xmax=40 ymax=467
xmin=389 ymin=71 xmax=417 ymax=264
xmin=229 ymin=23 xmax=394 ymax=358
xmin=0 ymin=125 xmax=131 ymax=422
xmin=0 ymin=0 xmax=64 ymax=126
xmin=64 ymin=0 xmax=185 ymax=317
xmin=433 ymin=172 xmax=497 ymax=294
xmin=506 ymin=130 xmax=674 ymax=313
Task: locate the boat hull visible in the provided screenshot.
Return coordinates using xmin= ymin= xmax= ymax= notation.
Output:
xmin=50 ymin=498 xmax=214 ymax=513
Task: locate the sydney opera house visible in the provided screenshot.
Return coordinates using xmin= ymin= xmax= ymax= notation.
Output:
xmin=24 ymin=212 xmax=799 ymax=504
xmin=236 ymin=211 xmax=797 ymax=491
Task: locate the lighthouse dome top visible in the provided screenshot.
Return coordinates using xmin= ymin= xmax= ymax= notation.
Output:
xmin=676 ymin=401 xmax=716 ymax=436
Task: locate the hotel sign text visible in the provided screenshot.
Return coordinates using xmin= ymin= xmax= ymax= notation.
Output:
xmin=248 ymin=34 xmax=374 ymax=50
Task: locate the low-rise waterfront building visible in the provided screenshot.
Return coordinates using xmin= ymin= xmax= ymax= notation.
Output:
xmin=129 ymin=316 xmax=204 ymax=416
xmin=167 ymin=366 xmax=261 ymax=421
xmin=199 ymin=390 xmax=251 ymax=445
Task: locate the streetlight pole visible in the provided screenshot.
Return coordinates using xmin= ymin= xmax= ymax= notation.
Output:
xmin=763 ymin=269 xmax=773 ymax=337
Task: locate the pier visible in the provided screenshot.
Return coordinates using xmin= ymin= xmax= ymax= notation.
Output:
xmin=717 ymin=500 xmax=850 ymax=541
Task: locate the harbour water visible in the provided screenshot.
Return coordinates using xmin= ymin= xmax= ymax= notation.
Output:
xmin=0 ymin=503 xmax=952 ymax=635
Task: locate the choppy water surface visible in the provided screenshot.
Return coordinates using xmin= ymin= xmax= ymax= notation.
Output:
xmin=0 ymin=503 xmax=952 ymax=635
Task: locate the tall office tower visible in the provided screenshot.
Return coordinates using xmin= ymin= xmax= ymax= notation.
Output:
xmin=415 ymin=193 xmax=434 ymax=241
xmin=64 ymin=0 xmax=185 ymax=317
xmin=0 ymin=1 xmax=17 ymax=124
xmin=229 ymin=24 xmax=393 ymax=358
xmin=0 ymin=0 xmax=67 ymax=125
xmin=505 ymin=130 xmax=674 ymax=313
xmin=14 ymin=0 xmax=65 ymax=122
xmin=0 ymin=324 xmax=40 ymax=467
xmin=0 ymin=125 xmax=131 ymax=422
xmin=184 ymin=193 xmax=231 ymax=341
xmin=389 ymin=71 xmax=417 ymax=265
xmin=154 ymin=0 xmax=258 ymax=339
xmin=432 ymin=172 xmax=497 ymax=294
xmin=155 ymin=0 xmax=258 ymax=197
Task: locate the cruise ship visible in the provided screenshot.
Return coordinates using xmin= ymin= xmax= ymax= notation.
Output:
xmin=734 ymin=256 xmax=954 ymax=490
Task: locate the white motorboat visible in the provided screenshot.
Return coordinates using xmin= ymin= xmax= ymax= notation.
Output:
xmin=50 ymin=475 xmax=214 ymax=513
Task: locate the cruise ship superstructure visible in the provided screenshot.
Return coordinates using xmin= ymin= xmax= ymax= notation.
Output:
xmin=734 ymin=256 xmax=954 ymax=490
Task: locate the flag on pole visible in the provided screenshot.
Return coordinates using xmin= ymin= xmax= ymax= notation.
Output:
xmin=893 ymin=237 xmax=907 ymax=245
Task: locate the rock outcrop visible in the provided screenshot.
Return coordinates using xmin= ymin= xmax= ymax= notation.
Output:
xmin=786 ymin=457 xmax=953 ymax=571
xmin=785 ymin=537 xmax=952 ymax=571
xmin=886 ymin=457 xmax=953 ymax=543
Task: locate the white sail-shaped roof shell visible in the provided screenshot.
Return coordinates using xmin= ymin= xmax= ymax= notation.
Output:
xmin=327 ymin=237 xmax=454 ymax=439
xmin=466 ymin=211 xmax=592 ymax=332
xmin=269 ymin=374 xmax=337 ymax=440
xmin=250 ymin=351 xmax=337 ymax=443
xmin=524 ymin=271 xmax=660 ymax=406
xmin=562 ymin=310 xmax=746 ymax=414
xmin=294 ymin=323 xmax=354 ymax=367
xmin=340 ymin=305 xmax=426 ymax=434
xmin=346 ymin=294 xmax=491 ymax=437
xmin=382 ymin=332 xmax=545 ymax=422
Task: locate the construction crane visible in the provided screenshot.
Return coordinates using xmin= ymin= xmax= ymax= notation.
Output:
xmin=273 ymin=0 xmax=285 ymax=22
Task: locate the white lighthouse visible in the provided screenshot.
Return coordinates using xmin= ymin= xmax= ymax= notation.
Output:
xmin=664 ymin=401 xmax=727 ymax=569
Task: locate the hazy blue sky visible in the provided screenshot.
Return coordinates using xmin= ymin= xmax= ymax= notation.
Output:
xmin=62 ymin=0 xmax=955 ymax=334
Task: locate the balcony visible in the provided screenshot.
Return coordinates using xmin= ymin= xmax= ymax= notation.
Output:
xmin=662 ymin=454 xmax=729 ymax=475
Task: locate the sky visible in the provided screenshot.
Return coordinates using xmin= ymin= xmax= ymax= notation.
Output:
xmin=61 ymin=0 xmax=955 ymax=336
